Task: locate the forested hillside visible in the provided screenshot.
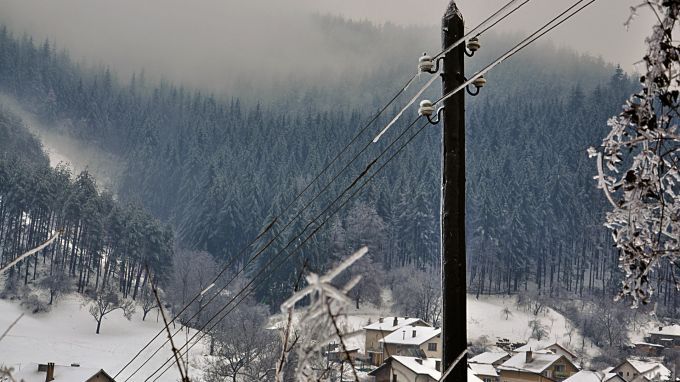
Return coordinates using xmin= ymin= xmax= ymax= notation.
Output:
xmin=0 ymin=108 xmax=173 ymax=306
xmin=1 ymin=17 xmax=670 ymax=311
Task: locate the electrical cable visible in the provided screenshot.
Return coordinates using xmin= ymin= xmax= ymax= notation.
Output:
xmin=146 ymin=118 xmax=432 ymax=382
xmin=113 ymin=72 xmax=418 ymax=380
xmin=435 ymin=0 xmax=597 ymax=106
xmin=123 ymin=115 xmax=423 ymax=382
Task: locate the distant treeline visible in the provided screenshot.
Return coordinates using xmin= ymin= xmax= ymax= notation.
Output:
xmin=0 ymin=109 xmax=173 ymax=301
xmin=2 ymin=20 xmax=679 ymax=311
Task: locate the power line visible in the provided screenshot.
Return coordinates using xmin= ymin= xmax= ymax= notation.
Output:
xmin=147 ymin=118 xmax=433 ymax=382
xmin=122 ymin=115 xmax=423 ymax=382
xmin=118 ymin=80 xmax=428 ymax=382
xmin=113 ymin=73 xmax=418 ymax=380
xmin=139 ymin=2 xmax=599 ymax=377
xmin=120 ymin=0 xmax=589 ymax=378
xmin=435 ymin=0 xmax=597 ymax=106
xmin=372 ymin=0 xmax=533 ymax=144
xmin=432 ymin=0 xmax=532 ymax=60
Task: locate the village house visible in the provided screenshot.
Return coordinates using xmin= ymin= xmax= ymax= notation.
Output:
xmin=469 ymin=351 xmax=512 ymax=367
xmin=379 ymin=326 xmax=442 ymax=362
xmin=470 ymin=362 xmax=500 ymax=382
xmin=497 ymin=350 xmax=579 ymax=382
xmin=369 ymin=356 xmax=441 ymax=382
xmin=563 ymin=370 xmax=626 ymax=382
xmin=632 ymin=342 xmax=665 ymax=357
xmin=363 ymin=317 xmax=431 ymax=365
xmin=610 ymin=359 xmax=671 ymax=382
xmin=513 ymin=342 xmax=578 ymax=362
xmin=648 ymin=325 xmax=680 ymax=348
xmin=11 ymin=362 xmax=116 ymax=382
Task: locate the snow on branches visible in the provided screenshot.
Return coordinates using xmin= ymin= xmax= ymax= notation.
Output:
xmin=592 ymin=0 xmax=680 ymax=306
xmin=275 ymin=247 xmax=367 ymax=382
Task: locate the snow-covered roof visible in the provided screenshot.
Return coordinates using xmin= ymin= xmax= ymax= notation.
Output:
xmin=11 ymin=364 xmax=112 ymax=382
xmin=626 ymin=359 xmax=671 ymax=380
xmin=380 ymin=326 xmax=441 ymax=346
xmin=469 ymin=363 xmax=499 ymax=377
xmin=363 ymin=317 xmax=427 ymax=332
xmin=564 ymin=370 xmax=604 ymax=382
xmin=498 ymin=352 xmax=564 ymax=374
xmin=650 ymin=324 xmax=680 ymax=337
xmin=469 ymin=368 xmax=485 ymax=382
xmin=391 ymin=356 xmax=441 ymax=380
xmin=604 ymin=372 xmax=624 ymax=382
xmin=469 ymin=351 xmax=510 ymax=365
xmin=633 ymin=341 xmax=664 ymax=348
xmin=513 ymin=340 xmax=552 ymax=353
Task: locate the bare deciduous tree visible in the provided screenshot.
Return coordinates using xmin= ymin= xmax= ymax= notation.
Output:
xmin=391 ymin=265 xmax=441 ymax=326
xmin=86 ymin=285 xmax=135 ymax=334
xmin=204 ymin=304 xmax=279 ymax=382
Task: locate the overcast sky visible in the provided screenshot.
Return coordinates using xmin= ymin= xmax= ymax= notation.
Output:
xmin=318 ymin=0 xmax=655 ymax=71
xmin=0 ymin=0 xmax=655 ymax=90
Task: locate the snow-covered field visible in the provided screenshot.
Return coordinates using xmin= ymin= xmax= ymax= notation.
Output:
xmin=0 ymin=295 xmax=206 ymax=382
xmin=0 ymin=292 xmax=604 ymax=381
xmin=466 ymin=295 xmax=601 ymax=359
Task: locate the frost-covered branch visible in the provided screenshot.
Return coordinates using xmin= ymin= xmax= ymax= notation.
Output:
xmin=0 ymin=230 xmax=60 ymax=275
xmin=592 ymin=0 xmax=680 ymax=305
xmin=275 ymin=246 xmax=367 ymax=382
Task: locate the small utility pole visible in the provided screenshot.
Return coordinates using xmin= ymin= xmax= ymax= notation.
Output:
xmin=441 ymin=1 xmax=467 ymax=381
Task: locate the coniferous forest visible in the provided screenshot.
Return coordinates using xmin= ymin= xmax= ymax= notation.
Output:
xmin=0 ymin=107 xmax=173 ymax=305
xmin=3 ymin=16 xmax=678 ymax=315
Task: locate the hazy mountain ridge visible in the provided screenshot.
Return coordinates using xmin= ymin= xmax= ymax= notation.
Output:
xmin=0 ymin=17 xmax=648 ymax=308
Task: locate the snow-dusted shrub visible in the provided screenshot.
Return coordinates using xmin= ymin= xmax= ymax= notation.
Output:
xmin=21 ymin=292 xmax=49 ymax=314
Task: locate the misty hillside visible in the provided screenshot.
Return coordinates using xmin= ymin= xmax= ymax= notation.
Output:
xmin=0 ymin=15 xmax=659 ymax=308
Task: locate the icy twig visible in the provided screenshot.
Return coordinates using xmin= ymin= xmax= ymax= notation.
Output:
xmin=0 ymin=231 xmax=61 ymax=275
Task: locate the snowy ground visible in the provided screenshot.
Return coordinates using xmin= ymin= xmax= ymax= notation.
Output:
xmin=0 ymin=292 xmax=608 ymax=381
xmin=466 ymin=295 xmax=601 ymax=359
xmin=0 ymin=295 xmax=207 ymax=382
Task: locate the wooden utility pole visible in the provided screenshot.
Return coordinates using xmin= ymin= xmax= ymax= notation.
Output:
xmin=441 ymin=1 xmax=467 ymax=381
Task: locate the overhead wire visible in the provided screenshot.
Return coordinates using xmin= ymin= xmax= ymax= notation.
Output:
xmin=120 ymin=1 xmax=526 ymax=369
xmin=432 ymin=0 xmax=531 ymax=60
xmin=113 ymin=72 xmax=418 ymax=380
xmin=118 ymin=78 xmax=429 ymax=382
xmin=147 ymin=117 xmax=433 ymax=382
xmin=435 ymin=0 xmax=598 ymax=106
xmin=372 ymin=0 xmax=533 ymax=143
xmin=117 ymin=5 xmax=535 ymax=372
xmin=130 ymin=114 xmax=423 ymax=382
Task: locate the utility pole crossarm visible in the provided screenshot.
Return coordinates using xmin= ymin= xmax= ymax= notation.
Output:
xmin=441 ymin=1 xmax=467 ymax=381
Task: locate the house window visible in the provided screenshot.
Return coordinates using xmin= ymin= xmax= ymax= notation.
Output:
xmin=428 ymin=343 xmax=437 ymax=351
xmin=555 ymin=365 xmax=565 ymax=372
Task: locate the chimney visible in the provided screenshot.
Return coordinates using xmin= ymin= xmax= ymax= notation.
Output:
xmin=402 ymin=330 xmax=406 ymax=340
xmin=46 ymin=362 xmax=55 ymax=382
xmin=526 ymin=350 xmax=533 ymax=363
xmin=660 ymin=326 xmax=664 ymax=331
xmin=379 ymin=317 xmax=384 ymax=323
xmin=412 ymin=330 xmax=417 ymax=338
xmin=393 ymin=317 xmax=398 ymax=326
xmin=436 ymin=360 xmax=442 ymax=371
